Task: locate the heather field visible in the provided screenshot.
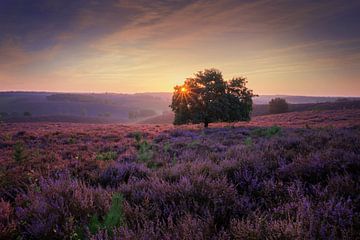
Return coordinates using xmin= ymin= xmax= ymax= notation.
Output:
xmin=0 ymin=110 xmax=360 ymax=239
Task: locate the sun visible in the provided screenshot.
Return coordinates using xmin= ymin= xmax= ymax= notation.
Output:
xmin=181 ymin=87 xmax=187 ymax=93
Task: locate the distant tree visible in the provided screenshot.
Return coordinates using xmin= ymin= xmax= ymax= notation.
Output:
xmin=0 ymin=112 xmax=9 ymax=118
xmin=269 ymin=98 xmax=289 ymax=114
xmin=81 ymin=108 xmax=88 ymax=116
xmin=23 ymin=111 xmax=32 ymax=117
xmin=0 ymin=112 xmax=7 ymax=123
xmin=170 ymin=68 xmax=256 ymax=127
xmin=336 ymin=98 xmax=350 ymax=102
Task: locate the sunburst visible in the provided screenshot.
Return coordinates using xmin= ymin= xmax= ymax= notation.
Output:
xmin=175 ymin=86 xmax=193 ymax=105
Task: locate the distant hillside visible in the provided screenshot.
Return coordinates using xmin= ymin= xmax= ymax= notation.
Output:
xmin=0 ymin=92 xmax=169 ymax=123
xmin=140 ymin=100 xmax=360 ymax=124
xmin=0 ymin=91 xmax=358 ymax=123
xmin=252 ymin=95 xmax=359 ymax=104
xmin=138 ymin=92 xmax=359 ymax=104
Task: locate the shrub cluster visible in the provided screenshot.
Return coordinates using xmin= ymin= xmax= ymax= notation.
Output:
xmin=0 ymin=124 xmax=359 ymax=239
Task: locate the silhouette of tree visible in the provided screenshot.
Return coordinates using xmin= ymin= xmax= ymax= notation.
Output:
xmin=269 ymin=98 xmax=289 ymax=114
xmin=23 ymin=111 xmax=32 ymax=117
xmin=170 ymin=68 xmax=256 ymax=127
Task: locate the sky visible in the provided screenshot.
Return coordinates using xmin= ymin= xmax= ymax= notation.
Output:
xmin=0 ymin=0 xmax=360 ymax=96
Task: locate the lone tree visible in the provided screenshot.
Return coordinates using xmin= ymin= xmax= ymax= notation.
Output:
xmin=269 ymin=98 xmax=289 ymax=114
xmin=170 ymin=68 xmax=256 ymax=127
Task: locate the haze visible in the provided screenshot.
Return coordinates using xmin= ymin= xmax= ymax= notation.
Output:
xmin=1 ymin=0 xmax=360 ymax=96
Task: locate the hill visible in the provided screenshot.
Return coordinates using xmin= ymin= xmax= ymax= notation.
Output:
xmin=0 ymin=92 xmax=169 ymax=123
xmin=1 ymin=91 xmax=358 ymax=123
xmin=140 ymin=100 xmax=360 ymax=124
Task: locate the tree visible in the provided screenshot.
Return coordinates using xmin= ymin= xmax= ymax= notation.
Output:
xmin=170 ymin=68 xmax=256 ymax=127
xmin=269 ymin=98 xmax=289 ymax=114
xmin=23 ymin=111 xmax=32 ymax=117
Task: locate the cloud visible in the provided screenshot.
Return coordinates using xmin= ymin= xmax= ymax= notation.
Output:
xmin=0 ymin=0 xmax=360 ymax=94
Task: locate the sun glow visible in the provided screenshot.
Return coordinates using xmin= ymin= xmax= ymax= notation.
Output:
xmin=181 ymin=87 xmax=187 ymax=93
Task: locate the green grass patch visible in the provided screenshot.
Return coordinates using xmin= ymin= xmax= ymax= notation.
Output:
xmin=252 ymin=126 xmax=282 ymax=138
xmin=96 ymin=151 xmax=118 ymax=161
xmin=13 ymin=141 xmax=26 ymax=163
xmin=89 ymin=193 xmax=125 ymax=235
xmin=244 ymin=136 xmax=253 ymax=146
xmin=133 ymin=132 xmax=156 ymax=168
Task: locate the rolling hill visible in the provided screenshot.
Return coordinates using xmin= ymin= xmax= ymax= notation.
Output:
xmin=1 ymin=92 xmax=359 ymax=123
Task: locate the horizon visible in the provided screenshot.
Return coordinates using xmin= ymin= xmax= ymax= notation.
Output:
xmin=1 ymin=0 xmax=360 ymax=96
xmin=0 ymin=90 xmax=359 ymax=98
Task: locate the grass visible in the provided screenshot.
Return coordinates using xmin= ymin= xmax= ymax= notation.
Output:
xmin=252 ymin=125 xmax=282 ymax=138
xmin=89 ymin=193 xmax=125 ymax=235
xmin=95 ymin=151 xmax=118 ymax=161
xmin=133 ymin=132 xmax=155 ymax=168
xmin=243 ymin=136 xmax=252 ymax=146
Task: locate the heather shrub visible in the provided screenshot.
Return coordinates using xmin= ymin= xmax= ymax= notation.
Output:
xmin=91 ymin=214 xmax=216 ymax=240
xmin=287 ymin=197 xmax=357 ymax=239
xmin=100 ymin=163 xmax=150 ymax=187
xmin=230 ymin=216 xmax=300 ymax=239
xmin=118 ymin=175 xmax=245 ymax=232
xmin=1 ymin=122 xmax=359 ymax=239
xmin=0 ymin=199 xmax=16 ymax=239
xmin=15 ymin=175 xmax=111 ymax=239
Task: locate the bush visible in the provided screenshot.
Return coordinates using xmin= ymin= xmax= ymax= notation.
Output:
xmin=133 ymin=133 xmax=155 ymax=168
xmin=15 ymin=175 xmax=111 ymax=239
xmin=23 ymin=111 xmax=32 ymax=117
xmin=13 ymin=141 xmax=26 ymax=162
xmin=252 ymin=126 xmax=282 ymax=138
xmin=100 ymin=163 xmax=150 ymax=187
xmin=89 ymin=193 xmax=125 ymax=235
xmin=0 ymin=199 xmax=16 ymax=239
xmin=269 ymin=98 xmax=289 ymax=114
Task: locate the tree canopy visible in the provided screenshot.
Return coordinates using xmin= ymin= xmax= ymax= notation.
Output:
xmin=269 ymin=98 xmax=289 ymax=114
xmin=170 ymin=68 xmax=256 ymax=127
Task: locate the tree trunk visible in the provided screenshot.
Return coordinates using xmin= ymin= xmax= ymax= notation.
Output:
xmin=204 ymin=121 xmax=209 ymax=128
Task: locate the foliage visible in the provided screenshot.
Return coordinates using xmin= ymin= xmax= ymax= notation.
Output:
xmin=0 ymin=199 xmax=16 ymax=239
xmin=170 ymin=68 xmax=256 ymax=127
xmin=15 ymin=175 xmax=111 ymax=239
xmin=252 ymin=125 xmax=282 ymax=138
xmin=243 ymin=136 xmax=252 ymax=146
xmin=100 ymin=163 xmax=149 ymax=188
xmin=23 ymin=111 xmax=32 ymax=117
xmin=89 ymin=193 xmax=125 ymax=235
xmin=269 ymin=98 xmax=289 ymax=114
xmin=0 ymin=117 xmax=359 ymax=239
xmin=13 ymin=141 xmax=26 ymax=162
xmin=96 ymin=151 xmax=118 ymax=161
xmin=0 ymin=112 xmax=9 ymax=118
xmin=133 ymin=132 xmax=155 ymax=167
